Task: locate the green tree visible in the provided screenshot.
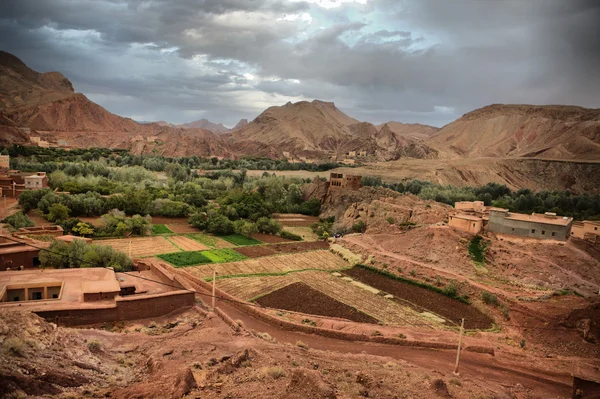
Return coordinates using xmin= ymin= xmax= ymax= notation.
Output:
xmin=256 ymin=217 xmax=282 ymax=235
xmin=47 ymin=203 xmax=70 ymax=223
xmin=72 ymin=222 xmax=94 ymax=237
xmin=2 ymin=212 xmax=35 ymax=230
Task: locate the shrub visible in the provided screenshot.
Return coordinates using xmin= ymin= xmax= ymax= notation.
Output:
xmin=482 ymin=291 xmax=498 ymax=306
xmin=256 ymin=217 xmax=282 ymax=235
xmin=280 ymin=230 xmax=302 ymax=241
xmin=233 ymin=219 xmax=258 ymax=236
xmin=409 ymin=269 xmax=416 ymax=277
xmin=40 ymin=240 xmax=133 ymax=271
xmin=351 ymin=221 xmax=366 ymax=233
xmin=87 ymin=340 xmax=102 ymax=353
xmin=262 ymin=366 xmax=286 ymax=379
xmin=2 ymin=212 xmax=34 ymax=230
xmin=148 ymin=199 xmax=190 ymax=217
xmin=3 ymin=337 xmax=26 ymax=357
xmin=386 ymin=216 xmax=395 ymax=224
xmin=72 ymin=222 xmax=94 ymax=237
xmin=296 ymin=341 xmax=309 ymax=349
xmin=519 ymin=338 xmax=526 ymax=348
xmin=442 ymin=282 xmax=458 ymax=297
xmin=468 ymin=236 xmax=488 ymax=267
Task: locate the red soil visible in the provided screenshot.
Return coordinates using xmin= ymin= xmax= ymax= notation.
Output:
xmin=235 ymin=240 xmax=329 ymax=258
xmin=250 ymin=233 xmax=292 ymax=243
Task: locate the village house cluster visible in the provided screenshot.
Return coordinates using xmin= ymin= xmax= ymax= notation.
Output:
xmin=0 ymin=155 xmax=49 ymax=197
xmin=448 ymin=200 xmax=598 ymax=242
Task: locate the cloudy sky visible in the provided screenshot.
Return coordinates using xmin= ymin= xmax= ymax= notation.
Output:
xmin=1 ymin=0 xmax=599 ymax=127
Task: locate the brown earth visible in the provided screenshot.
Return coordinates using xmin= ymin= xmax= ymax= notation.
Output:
xmin=254 ymin=282 xmax=379 ymax=324
xmin=344 ymin=266 xmax=494 ymax=329
xmin=235 ymin=240 xmax=329 ymax=258
xmin=250 ymin=233 xmax=293 ymax=243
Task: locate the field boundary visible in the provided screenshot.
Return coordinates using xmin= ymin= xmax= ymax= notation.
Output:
xmin=206 ymin=267 xmax=352 ymax=282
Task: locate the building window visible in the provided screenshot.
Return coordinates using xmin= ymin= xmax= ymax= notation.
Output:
xmin=552 ymin=232 xmax=555 ymax=237
xmin=595 ymin=227 xmax=598 ymax=231
xmin=531 ymin=229 xmax=536 ymax=233
xmin=542 ymin=230 xmax=545 ymax=235
xmin=512 ymin=228 xmax=515 ymax=231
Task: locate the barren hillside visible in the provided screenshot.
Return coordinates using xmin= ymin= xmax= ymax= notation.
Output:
xmin=428 ymin=104 xmax=600 ymax=160
xmin=177 ymin=118 xmax=229 ymax=133
xmin=228 ymin=100 xmax=438 ymax=160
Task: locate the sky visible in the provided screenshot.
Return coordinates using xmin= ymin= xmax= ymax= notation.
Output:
xmin=1 ymin=0 xmax=599 ymax=128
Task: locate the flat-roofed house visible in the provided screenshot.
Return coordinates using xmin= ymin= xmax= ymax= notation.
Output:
xmin=448 ymin=213 xmax=483 ymax=235
xmin=24 ymin=172 xmax=48 ymax=190
xmin=570 ymin=220 xmax=600 ymax=241
xmin=488 ymin=210 xmax=573 ymax=241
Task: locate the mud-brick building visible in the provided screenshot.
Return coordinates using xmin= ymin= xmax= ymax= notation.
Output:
xmin=0 ymin=155 xmax=9 ymax=171
xmin=0 ymin=236 xmax=41 ymax=270
xmin=488 ymin=210 xmax=573 ymax=241
xmin=570 ymin=220 xmax=600 ymax=241
xmin=24 ymin=172 xmax=48 ymax=190
xmin=329 ymin=172 xmax=362 ymax=191
xmin=448 ymin=213 xmax=483 ymax=235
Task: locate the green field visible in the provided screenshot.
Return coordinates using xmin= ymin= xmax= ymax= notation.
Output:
xmin=152 ymin=224 xmax=173 ymax=235
xmin=202 ymin=248 xmax=247 ymax=263
xmin=220 ymin=234 xmax=262 ymax=246
xmin=186 ymin=233 xmax=217 ymax=247
xmin=158 ymin=251 xmax=212 ymax=267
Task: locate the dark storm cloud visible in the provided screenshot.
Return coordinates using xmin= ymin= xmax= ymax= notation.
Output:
xmin=0 ymin=0 xmax=599 ymax=126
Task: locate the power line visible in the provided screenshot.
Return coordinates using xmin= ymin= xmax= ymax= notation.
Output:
xmin=0 ymin=234 xmax=580 ymax=331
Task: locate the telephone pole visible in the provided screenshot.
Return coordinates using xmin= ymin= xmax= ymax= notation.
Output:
xmin=212 ymin=270 xmax=216 ymax=311
xmin=454 ymin=318 xmax=465 ymax=376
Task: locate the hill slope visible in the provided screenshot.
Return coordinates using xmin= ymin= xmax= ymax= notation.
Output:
xmin=0 ymin=51 xmax=232 ymax=156
xmin=427 ymin=104 xmax=600 ymax=160
xmin=228 ymin=100 xmax=437 ymax=160
xmin=177 ymin=118 xmax=229 ymax=133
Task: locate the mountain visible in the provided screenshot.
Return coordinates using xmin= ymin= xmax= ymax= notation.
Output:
xmin=177 ymin=119 xmax=229 ymax=133
xmin=227 ymin=100 xmax=437 ymax=160
xmin=231 ymin=118 xmax=248 ymax=131
xmin=377 ymin=122 xmax=439 ymax=140
xmin=427 ymin=104 xmax=600 ymax=160
xmin=0 ymin=51 xmax=232 ymax=157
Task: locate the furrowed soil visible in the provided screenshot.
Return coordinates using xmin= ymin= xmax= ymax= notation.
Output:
xmin=344 ymin=267 xmax=494 ymax=329
xmin=250 ymin=233 xmax=293 ymax=243
xmin=235 ymin=240 xmax=329 ymax=258
xmin=255 ymin=282 xmax=378 ymax=324
xmin=273 ymin=213 xmax=319 ymax=227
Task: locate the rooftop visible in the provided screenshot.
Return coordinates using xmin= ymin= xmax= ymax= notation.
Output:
xmin=491 ymin=210 xmax=573 ymax=226
xmin=584 ymin=220 xmax=600 ymax=226
xmin=450 ymin=213 xmax=482 ymax=221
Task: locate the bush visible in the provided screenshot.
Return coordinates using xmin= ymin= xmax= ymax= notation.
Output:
xmin=2 ymin=212 xmax=34 ymax=230
xmin=87 ymin=340 xmax=102 ymax=353
xmin=148 ymin=199 xmax=190 ymax=217
xmin=72 ymin=222 xmax=94 ymax=237
xmin=3 ymin=337 xmax=26 ymax=357
xmin=256 ymin=217 xmax=282 ymax=235
xmin=95 ymin=210 xmax=151 ymax=237
xmin=482 ymin=291 xmax=498 ymax=306
xmin=280 ymin=230 xmax=303 ymax=241
xmin=233 ymin=220 xmax=258 ymax=236
xmin=351 ymin=221 xmax=366 ymax=233
xmin=262 ymin=366 xmax=286 ymax=379
xmin=386 ymin=216 xmax=395 ymax=224
xmin=468 ymin=236 xmax=487 ymax=267
xmin=296 ymin=341 xmax=309 ymax=349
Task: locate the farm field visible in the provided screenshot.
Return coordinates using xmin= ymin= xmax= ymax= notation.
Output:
xmin=273 ymin=213 xmax=319 ymax=227
xmin=158 ymin=251 xmax=212 ymax=267
xmin=235 ymin=240 xmax=328 ymax=258
xmin=186 ymin=233 xmax=236 ymax=248
xmin=186 ymin=250 xmax=348 ymax=280
xmin=167 ymin=235 xmax=210 ymax=251
xmin=220 ymin=234 xmax=262 ymax=246
xmin=151 ymin=224 xmax=173 ymax=235
xmin=202 ymin=248 xmax=247 ymax=263
xmin=344 ymin=266 xmax=493 ymax=329
xmin=250 ymin=233 xmax=292 ymax=243
xmin=282 ymin=226 xmax=319 ymax=241
xmin=255 ymin=282 xmax=378 ymax=324
xmin=216 ymin=269 xmax=446 ymax=327
xmin=93 ymin=236 xmax=180 ymax=257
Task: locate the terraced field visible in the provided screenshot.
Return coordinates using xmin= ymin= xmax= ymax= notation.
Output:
xmin=217 ymin=269 xmax=442 ymax=328
xmin=94 ymin=236 xmax=180 ymax=257
xmin=186 ymin=250 xmax=348 ymax=280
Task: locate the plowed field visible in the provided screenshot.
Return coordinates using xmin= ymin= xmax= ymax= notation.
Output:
xmin=255 ymin=282 xmax=378 ymax=324
xmin=168 ymin=236 xmax=210 ymax=251
xmin=94 ymin=236 xmax=179 ymax=257
xmin=235 ymin=240 xmax=328 ymax=258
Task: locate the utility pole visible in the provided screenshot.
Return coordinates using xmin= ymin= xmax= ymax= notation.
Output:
xmin=212 ymin=270 xmax=216 ymax=311
xmin=129 ymin=240 xmax=132 ymax=258
xmin=454 ymin=318 xmax=465 ymax=376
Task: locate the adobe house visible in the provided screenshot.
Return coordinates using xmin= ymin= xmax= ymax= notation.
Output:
xmin=488 ymin=210 xmax=573 ymax=241
xmin=455 ymin=201 xmax=486 ymax=213
xmin=24 ymin=172 xmax=48 ymax=190
xmin=570 ymin=220 xmax=600 ymax=241
xmin=448 ymin=213 xmax=483 ymax=235
xmin=0 ymin=154 xmax=9 ymax=171
xmin=0 ymin=236 xmax=41 ymax=270
xmin=329 ymin=172 xmax=362 ymax=191
xmin=15 ymin=225 xmax=64 ymax=238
